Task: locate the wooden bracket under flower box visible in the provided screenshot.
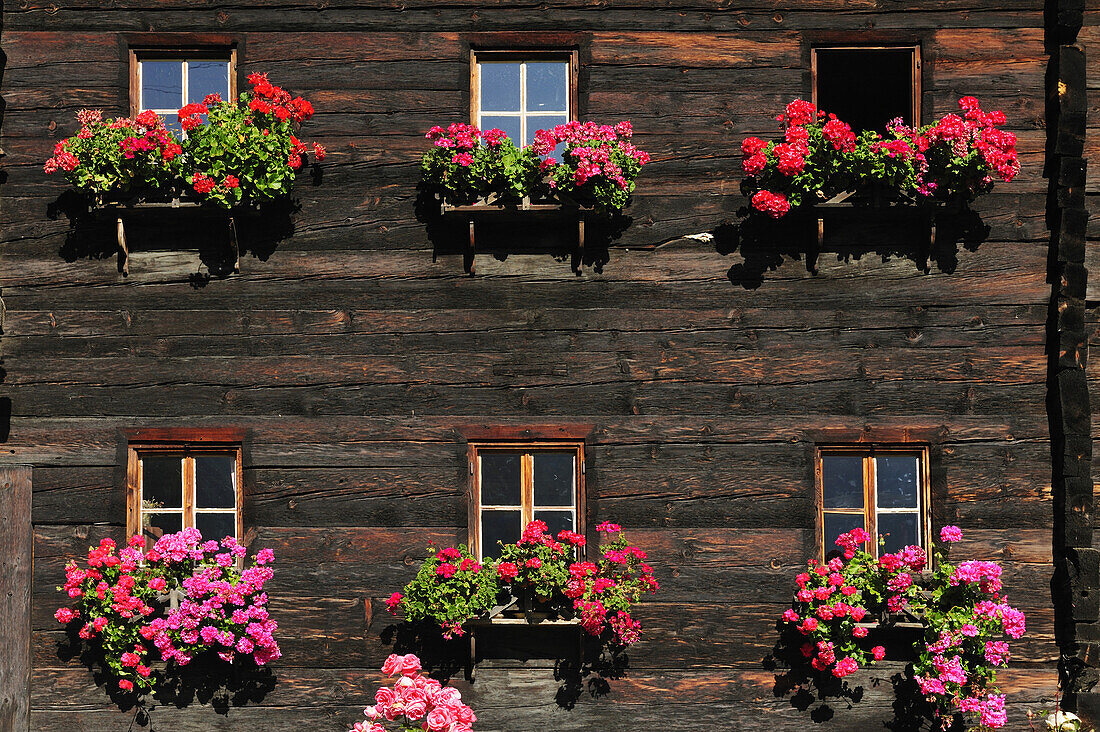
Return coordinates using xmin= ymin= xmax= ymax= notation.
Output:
xmin=462 ymin=593 xmax=581 ymax=681
xmin=91 ymin=198 xmax=246 ymax=277
xmin=440 ymin=197 xmax=595 ymax=275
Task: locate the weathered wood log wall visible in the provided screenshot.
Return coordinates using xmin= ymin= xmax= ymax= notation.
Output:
xmin=0 ymin=1 xmax=1081 ymax=729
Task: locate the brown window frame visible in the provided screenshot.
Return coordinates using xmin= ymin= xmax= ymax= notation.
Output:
xmin=469 ymin=49 xmax=579 ymax=133
xmin=810 ymin=45 xmax=922 ymax=128
xmin=129 ymin=47 xmax=238 ymax=118
xmin=467 ymin=440 xmax=586 ymax=560
xmin=126 ymin=437 xmax=244 ymax=544
xmin=815 ymin=444 xmax=931 ymax=560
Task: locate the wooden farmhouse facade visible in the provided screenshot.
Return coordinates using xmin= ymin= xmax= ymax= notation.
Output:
xmin=0 ymin=0 xmax=1097 ymax=729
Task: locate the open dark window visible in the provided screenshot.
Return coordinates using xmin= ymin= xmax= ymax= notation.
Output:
xmin=812 ymin=46 xmax=921 ymax=133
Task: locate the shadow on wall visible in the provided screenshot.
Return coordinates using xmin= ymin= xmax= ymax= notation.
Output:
xmin=46 ymin=191 xmax=304 ymax=289
xmin=55 ymin=622 xmax=276 ymax=727
xmin=765 ymin=622 xmax=966 ymax=730
xmin=714 ymin=207 xmax=991 ymax=290
xmin=384 ymin=620 xmax=629 ymax=710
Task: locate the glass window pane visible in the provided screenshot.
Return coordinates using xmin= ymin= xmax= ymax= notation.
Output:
xmin=480 ymin=115 xmax=521 ymax=145
xmin=823 ymin=512 xmax=865 ymax=553
xmin=482 ymin=510 xmax=522 ymax=559
xmin=187 ymin=61 xmax=230 ymax=104
xmin=533 ymin=452 xmax=574 ymax=507
xmin=159 ymin=113 xmax=183 ymax=136
xmin=195 ymin=512 xmax=237 ymax=542
xmin=141 ymin=61 xmax=183 ymax=110
xmin=876 ymin=455 xmax=920 ymax=509
xmin=533 ymin=510 xmax=573 ymax=539
xmin=822 ymin=455 xmax=864 ymax=509
xmin=143 ymin=512 xmax=182 ymax=537
xmin=878 ymin=513 xmax=919 ymax=554
xmin=480 ymin=62 xmax=521 ymax=111
xmin=525 ymin=62 xmax=568 ymax=112
xmin=141 ymin=456 xmax=183 ymax=509
xmin=480 ymin=453 xmax=522 ymax=505
xmin=196 ymin=455 xmax=236 ymax=509
xmin=525 ymin=114 xmax=567 ymax=147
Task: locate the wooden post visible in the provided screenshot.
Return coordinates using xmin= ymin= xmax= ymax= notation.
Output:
xmin=465 ymin=219 xmax=476 ymax=275
xmin=116 ymin=218 xmax=129 ymax=277
xmin=0 ymin=466 xmax=31 ymax=732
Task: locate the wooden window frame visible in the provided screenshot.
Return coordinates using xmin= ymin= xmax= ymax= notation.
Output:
xmin=469 ymin=49 xmax=579 ymax=133
xmin=467 ymin=440 xmax=586 ymax=560
xmin=129 ymin=47 xmax=238 ymax=118
xmin=815 ymin=444 xmax=931 ymax=560
xmin=810 ymin=45 xmax=922 ymax=128
xmin=126 ymin=440 xmax=244 ymax=543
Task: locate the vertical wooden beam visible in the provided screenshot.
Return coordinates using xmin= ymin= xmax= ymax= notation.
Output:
xmin=0 ymin=466 xmax=31 ymax=732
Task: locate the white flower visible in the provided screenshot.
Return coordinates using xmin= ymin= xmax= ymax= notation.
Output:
xmin=1046 ymin=711 xmax=1082 ymax=731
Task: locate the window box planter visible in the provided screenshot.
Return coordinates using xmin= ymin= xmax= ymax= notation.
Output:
xmin=439 ymin=195 xmax=595 ymax=275
xmin=89 ymin=194 xmax=257 ymax=276
xmin=810 ymin=191 xmax=962 ymax=248
xmin=463 ymin=590 xmax=581 ymax=680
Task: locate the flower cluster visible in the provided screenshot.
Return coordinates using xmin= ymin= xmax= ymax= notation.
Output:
xmin=178 ymin=73 xmax=323 ymax=208
xmin=45 ymin=72 xmax=322 ymax=209
xmin=349 ymin=654 xmax=475 ymax=732
xmin=421 ymin=121 xmax=649 ymax=213
xmin=389 ymin=520 xmax=658 ymax=648
xmin=421 ymin=123 xmax=536 ymax=206
xmin=533 ymin=121 xmax=650 ymax=212
xmin=911 ymin=526 xmax=1026 ymax=730
xmin=386 ymin=543 xmax=498 ymax=640
xmin=778 ymin=526 xmax=1025 ymax=730
xmin=781 ymin=527 xmax=919 ymax=679
xmin=55 ymin=529 xmax=279 ymax=693
xmin=44 ymin=109 xmax=185 ymax=196
xmin=740 ymin=97 xmax=1018 ymax=218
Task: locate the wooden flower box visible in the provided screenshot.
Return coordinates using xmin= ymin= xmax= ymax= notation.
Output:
xmin=463 ymin=590 xmax=580 ymax=678
xmin=90 ymin=195 xmax=255 ymax=276
xmin=439 ymin=196 xmax=595 ymax=274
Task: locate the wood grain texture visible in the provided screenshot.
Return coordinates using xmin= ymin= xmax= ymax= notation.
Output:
xmin=0 ymin=467 xmax=33 ymax=732
xmin=0 ymin=4 xmax=1077 ymax=729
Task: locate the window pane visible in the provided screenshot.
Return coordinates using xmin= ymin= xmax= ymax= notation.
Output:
xmin=878 ymin=513 xmax=919 ymax=554
xmin=533 ymin=452 xmax=574 ymax=507
xmin=482 ymin=510 xmax=522 ymax=559
xmin=141 ymin=61 xmax=183 ymax=110
xmin=480 ymin=115 xmax=521 ymax=145
xmin=525 ymin=114 xmax=567 ymax=147
xmin=876 ymin=455 xmax=920 ymax=509
xmin=187 ymin=61 xmax=231 ymax=104
xmin=196 ymin=455 xmax=236 ymax=509
xmin=533 ymin=510 xmax=573 ymax=539
xmin=144 ymin=512 xmax=182 ymax=537
xmin=480 ymin=453 xmax=522 ymax=505
xmin=195 ymin=512 xmax=237 ymax=542
xmin=142 ymin=456 xmax=183 ymax=509
xmin=480 ymin=62 xmax=521 ymax=111
xmin=822 ymin=456 xmax=864 ymax=509
xmin=526 ymin=62 xmax=567 ymax=112
xmin=159 ymin=113 xmax=183 ymax=136
xmin=823 ymin=512 xmax=865 ymax=553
